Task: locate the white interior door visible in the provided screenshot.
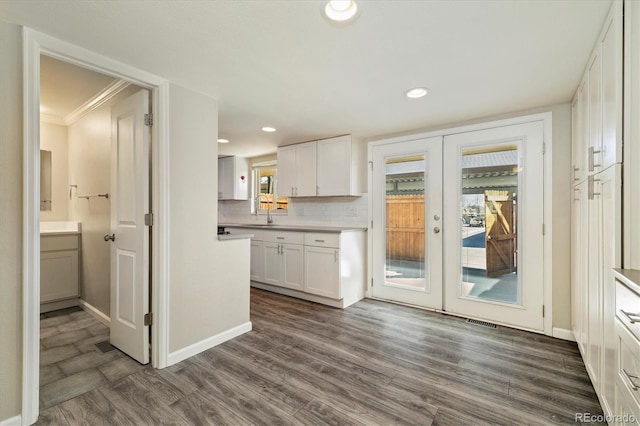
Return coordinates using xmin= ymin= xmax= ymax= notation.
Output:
xmin=443 ymin=121 xmax=545 ymax=331
xmin=371 ymin=137 xmax=443 ymax=309
xmin=109 ymin=89 xmax=150 ymax=364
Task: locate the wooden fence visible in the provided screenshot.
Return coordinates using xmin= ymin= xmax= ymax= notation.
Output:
xmin=386 ymin=194 xmax=425 ymax=261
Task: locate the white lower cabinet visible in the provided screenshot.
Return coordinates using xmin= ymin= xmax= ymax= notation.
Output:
xmin=250 ymin=240 xmax=264 ymax=282
xmin=236 ymin=227 xmax=366 ymax=308
xmin=305 ymin=246 xmax=340 ymax=299
xmin=41 ymin=233 xmax=80 ymax=312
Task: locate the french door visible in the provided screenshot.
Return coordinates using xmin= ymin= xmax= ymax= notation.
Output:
xmin=371 ymin=137 xmax=443 ymax=309
xmin=371 ymin=121 xmax=545 ymax=331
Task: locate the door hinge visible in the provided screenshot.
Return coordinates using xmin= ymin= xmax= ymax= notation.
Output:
xmin=542 ymin=142 xmax=546 ymax=155
xmin=542 ymin=305 xmax=545 ymax=317
xmin=144 ymin=312 xmax=153 ymax=326
xmin=145 ymin=213 xmax=154 ymax=226
xmin=371 ymin=278 xmax=374 ymax=287
xmin=144 ymin=113 xmax=153 ymax=127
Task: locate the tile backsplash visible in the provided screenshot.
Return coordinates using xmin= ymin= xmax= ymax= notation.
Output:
xmin=219 ymin=194 xmax=369 ymax=228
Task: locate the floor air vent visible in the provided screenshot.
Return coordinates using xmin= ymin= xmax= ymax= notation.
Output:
xmin=467 ymin=319 xmax=497 ymax=329
xmin=94 ymin=341 xmax=117 ymax=353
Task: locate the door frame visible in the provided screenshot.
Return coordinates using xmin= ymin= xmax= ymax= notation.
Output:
xmin=367 ymin=112 xmax=553 ymax=336
xmin=22 ymin=28 xmax=170 ymax=424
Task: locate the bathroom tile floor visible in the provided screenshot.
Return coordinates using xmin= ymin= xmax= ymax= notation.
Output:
xmin=39 ymin=307 xmax=147 ymax=410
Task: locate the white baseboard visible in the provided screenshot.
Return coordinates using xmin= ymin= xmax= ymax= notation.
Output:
xmin=79 ymin=299 xmax=110 ymax=327
xmin=552 ymin=327 xmax=576 ymax=342
xmin=0 ymin=415 xmax=21 ymax=426
xmin=166 ymin=321 xmax=252 ymax=367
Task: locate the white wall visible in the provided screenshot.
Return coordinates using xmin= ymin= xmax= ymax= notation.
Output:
xmin=40 ymin=122 xmax=68 ymax=221
xmin=0 ymin=19 xmax=22 ymax=422
xmin=168 ymin=83 xmax=250 ymax=354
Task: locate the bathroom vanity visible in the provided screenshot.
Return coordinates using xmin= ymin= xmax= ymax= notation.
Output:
xmin=40 ymin=221 xmax=81 ymax=313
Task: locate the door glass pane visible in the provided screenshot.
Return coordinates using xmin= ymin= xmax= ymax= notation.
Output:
xmin=460 ymin=145 xmax=519 ymax=304
xmin=385 ymin=155 xmax=427 ymax=291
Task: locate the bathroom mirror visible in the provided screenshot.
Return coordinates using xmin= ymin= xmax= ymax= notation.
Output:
xmin=40 ymin=149 xmax=52 ymax=211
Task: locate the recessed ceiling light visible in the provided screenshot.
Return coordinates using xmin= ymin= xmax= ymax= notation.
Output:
xmin=324 ymin=0 xmax=358 ymax=22
xmin=262 ymin=126 xmax=276 ymax=132
xmin=217 ymin=138 xmax=229 ymax=143
xmin=405 ymin=87 xmax=428 ymax=99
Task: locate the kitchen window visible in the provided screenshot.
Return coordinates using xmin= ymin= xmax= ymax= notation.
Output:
xmin=253 ymin=162 xmax=288 ymax=214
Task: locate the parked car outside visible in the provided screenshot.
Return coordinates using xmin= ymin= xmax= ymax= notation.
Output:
xmin=470 ymin=216 xmax=485 ymax=227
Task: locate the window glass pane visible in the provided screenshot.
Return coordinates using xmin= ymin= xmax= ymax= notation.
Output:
xmin=254 ymin=166 xmax=288 ymax=212
xmin=385 ymin=155 xmax=427 ymax=291
xmin=460 ymin=145 xmax=519 ymax=305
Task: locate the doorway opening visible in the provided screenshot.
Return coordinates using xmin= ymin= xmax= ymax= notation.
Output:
xmin=38 ymin=54 xmax=151 ymax=409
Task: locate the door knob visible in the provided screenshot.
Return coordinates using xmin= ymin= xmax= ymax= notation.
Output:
xmin=433 ymin=227 xmax=441 ymax=234
xmin=104 ymin=233 xmax=116 ymax=242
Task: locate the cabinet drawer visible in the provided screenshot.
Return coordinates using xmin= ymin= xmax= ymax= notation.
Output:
xmin=617 ymin=279 xmax=640 ymax=341
xmin=262 ymin=230 xmax=303 ymax=245
xmin=304 ymin=232 xmax=340 ymax=248
xmin=41 ymin=235 xmax=79 ymax=252
xmin=615 ymin=318 xmax=640 ymax=408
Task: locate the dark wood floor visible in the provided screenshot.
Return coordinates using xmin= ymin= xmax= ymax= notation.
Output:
xmin=37 ymin=289 xmax=604 ymax=425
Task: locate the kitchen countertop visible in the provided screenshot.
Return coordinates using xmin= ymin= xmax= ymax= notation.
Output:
xmin=218 ymin=232 xmax=254 ymax=241
xmin=614 ymin=268 xmax=640 ymax=295
xmin=219 ymin=223 xmax=367 ymax=233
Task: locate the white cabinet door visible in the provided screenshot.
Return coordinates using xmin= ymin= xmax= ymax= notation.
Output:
xmin=589 ymin=50 xmax=603 ymax=174
xmin=571 ymin=183 xmax=584 ymax=350
xmin=572 ymin=81 xmax=588 ymax=184
xmin=218 ymin=156 xmax=234 ymax=200
xmin=587 ymin=173 xmax=602 ymax=390
xmin=250 ymin=240 xmax=264 ymax=282
xmin=600 ymin=165 xmax=622 ymax=415
xmin=601 ymin=2 xmax=623 ymax=170
xmin=295 ymin=141 xmax=317 ymax=196
xmin=281 ymin=244 xmax=304 ymax=291
xmin=277 ymin=145 xmax=296 ymax=198
xmin=263 ymin=242 xmax=282 ymax=286
xmin=317 ymin=135 xmax=351 ymax=196
xmin=304 ymin=246 xmax=340 ymax=299
xmin=41 ymin=250 xmax=79 ymax=303
xmin=218 ymin=156 xmax=249 ymax=200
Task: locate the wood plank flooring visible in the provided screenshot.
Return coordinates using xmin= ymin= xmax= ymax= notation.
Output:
xmin=37 ymin=289 xmax=604 ymax=425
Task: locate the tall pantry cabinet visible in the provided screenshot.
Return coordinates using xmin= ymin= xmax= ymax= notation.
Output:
xmin=571 ymin=0 xmax=640 ymax=421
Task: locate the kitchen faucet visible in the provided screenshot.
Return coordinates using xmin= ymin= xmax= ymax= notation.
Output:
xmin=256 ymin=195 xmax=274 ymax=224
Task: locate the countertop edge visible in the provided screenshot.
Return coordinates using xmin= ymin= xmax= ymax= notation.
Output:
xmin=218 ymin=233 xmax=254 ymax=241
xmin=613 ymin=268 xmax=640 ymax=295
xmin=219 ymin=223 xmax=367 ymax=233
xmin=41 ymin=231 xmax=82 ymax=236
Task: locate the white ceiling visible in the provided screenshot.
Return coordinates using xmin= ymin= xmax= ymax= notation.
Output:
xmin=40 ymin=55 xmax=117 ymax=121
xmin=1 ymin=0 xmax=611 ymax=158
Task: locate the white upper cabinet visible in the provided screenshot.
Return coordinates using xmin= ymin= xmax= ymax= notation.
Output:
xmin=317 ymin=135 xmax=361 ymax=196
xmin=277 ymin=141 xmax=317 ymax=197
xmin=601 ymin=2 xmax=623 ymax=169
xmin=277 ymin=135 xmax=362 ymax=198
xmin=218 ymin=156 xmax=249 ymax=200
xmin=584 ymin=1 xmax=623 ymax=174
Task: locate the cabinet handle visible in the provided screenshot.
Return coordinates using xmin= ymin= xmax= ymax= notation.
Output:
xmin=588 ymin=147 xmax=601 ymax=172
xmin=620 ymin=309 xmax=640 ymax=324
xmin=278 ymin=244 xmax=282 ymax=255
xmin=315 ymin=239 xmax=325 ymax=243
xmin=316 ymin=185 xmax=320 ymax=196
xmin=277 ymin=237 xmax=284 ymax=240
xmin=573 ymin=166 xmax=579 ymax=182
xmin=295 ymin=187 xmax=298 ymax=196
xmin=622 ymin=369 xmax=640 ymax=391
xmin=291 ymin=187 xmax=294 ymax=196
xmin=587 ymin=176 xmax=601 ymax=200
